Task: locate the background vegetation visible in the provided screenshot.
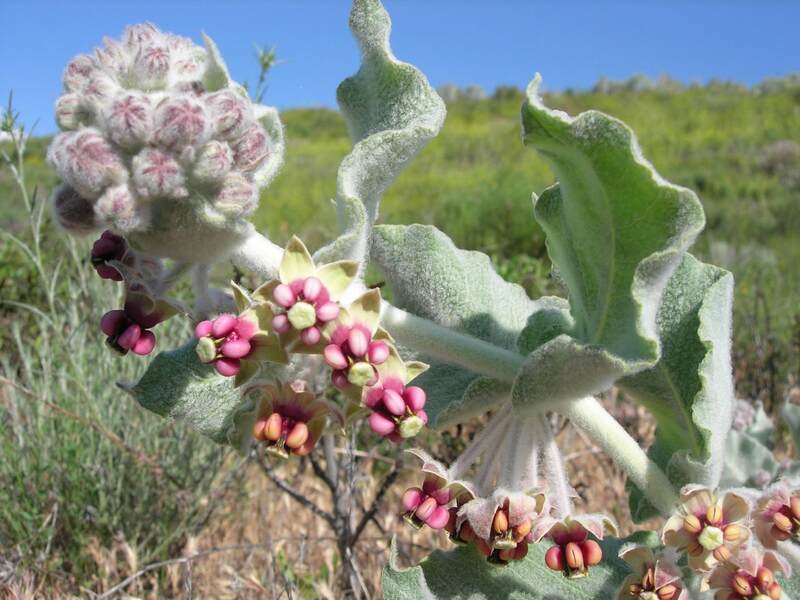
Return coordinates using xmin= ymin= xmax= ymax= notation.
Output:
xmin=1 ymin=75 xmax=799 ymax=597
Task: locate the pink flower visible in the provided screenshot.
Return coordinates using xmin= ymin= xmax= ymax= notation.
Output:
xmin=253 ymin=237 xmax=358 ymax=352
xmin=91 ymin=230 xmax=128 ymax=281
xmin=706 ymin=547 xmax=789 ymax=600
xmin=247 ymin=382 xmax=339 ymax=459
xmin=662 ymin=485 xmax=750 ymax=572
xmin=195 ymin=300 xmax=287 ymax=387
xmin=534 ymin=513 xmax=617 ymax=578
xmin=101 ymin=290 xmax=180 ymax=356
xmin=456 ymin=489 xmax=547 ymax=565
xmin=754 ymin=479 xmax=800 ymax=549
xmin=617 ymin=545 xmax=687 ymax=600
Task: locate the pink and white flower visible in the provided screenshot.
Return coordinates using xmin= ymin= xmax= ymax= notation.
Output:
xmin=617 ymin=545 xmax=687 ymax=600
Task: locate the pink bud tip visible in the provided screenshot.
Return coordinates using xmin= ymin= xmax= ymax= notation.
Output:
xmin=331 ymin=370 xmax=350 ymax=390
xmin=425 ymin=506 xmax=451 ymax=530
xmin=211 ymin=314 xmax=237 ymax=338
xmin=300 ymin=326 xmax=321 ymax=346
xmin=117 ymin=323 xmax=142 ymax=350
xmin=367 ymin=341 xmax=390 ymax=365
xmin=220 ymin=339 xmax=251 ymax=359
xmin=382 ymin=389 xmax=406 ymax=416
xmin=403 ymin=386 xmax=426 ymax=411
xmin=302 ymin=277 xmax=322 ymax=302
xmin=348 ymin=327 xmax=369 ymax=358
xmin=324 ymin=344 xmax=349 ymax=371
xmin=131 ymin=330 xmax=156 ymax=355
xmin=273 ymin=283 xmax=296 ymax=308
xmin=415 ymin=497 xmax=437 ymax=521
xmin=365 ymin=386 xmax=384 ymax=408
xmin=402 ymin=487 xmax=424 ymax=512
xmin=315 ymin=301 xmax=340 ymax=323
xmin=101 ymin=310 xmax=126 ymax=336
xmin=195 ymin=320 xmax=214 ymax=338
xmin=214 ymin=357 xmax=240 ymax=377
xmin=368 ymin=412 xmax=395 ymax=436
xmin=545 ymin=546 xmax=565 ymax=571
xmin=272 ymin=313 xmax=291 ymax=334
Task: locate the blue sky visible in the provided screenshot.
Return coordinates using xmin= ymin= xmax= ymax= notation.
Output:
xmin=2 ymin=1 xmax=798 ymax=135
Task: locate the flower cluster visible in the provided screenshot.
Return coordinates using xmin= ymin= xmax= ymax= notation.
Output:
xmin=47 ymin=22 xmax=280 ymax=263
xmin=617 ymin=546 xmax=687 ymax=600
xmin=101 ymin=290 xmax=179 ymax=356
xmin=754 ymin=480 xmax=800 ymax=548
xmin=247 ymin=382 xmax=338 ymax=458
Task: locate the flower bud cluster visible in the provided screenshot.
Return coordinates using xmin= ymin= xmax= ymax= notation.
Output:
xmin=100 ymin=290 xmax=178 ymax=356
xmin=324 ymin=323 xmax=388 ymax=390
xmin=364 ymin=376 xmax=427 ymax=441
xmin=706 ymin=547 xmax=788 ymax=600
xmin=543 ymin=520 xmax=603 ymax=578
xmin=618 ymin=546 xmax=687 ymax=600
xmin=195 ymin=314 xmax=259 ymax=376
xmin=754 ymin=480 xmax=800 ymax=548
xmin=48 ymin=22 xmax=278 ymax=247
xmin=402 ymin=476 xmax=452 ymax=530
xmin=271 ymin=276 xmax=341 ymax=347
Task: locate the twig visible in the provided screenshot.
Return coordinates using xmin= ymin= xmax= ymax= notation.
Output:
xmin=256 ymin=454 xmax=336 ymax=527
xmin=309 ymin=453 xmax=337 ymax=495
xmin=350 ymin=466 xmax=399 ymax=546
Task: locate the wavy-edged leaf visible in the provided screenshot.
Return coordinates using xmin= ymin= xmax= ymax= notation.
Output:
xmin=314 ymin=0 xmax=445 ymax=271
xmin=373 ymin=223 xmax=553 ymax=428
xmin=382 ymin=533 xmax=658 ymax=600
xmin=617 ymin=255 xmax=734 ymax=520
xmin=122 ymin=340 xmax=242 ymax=444
xmin=513 ymin=76 xmax=706 ymax=411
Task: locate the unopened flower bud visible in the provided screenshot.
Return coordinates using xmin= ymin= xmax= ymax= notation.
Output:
xmin=191 ymin=140 xmax=233 ymax=186
xmin=215 ymin=173 xmax=257 ymax=217
xmin=348 ymin=327 xmax=369 ymax=357
xmin=63 ymin=54 xmax=96 ymax=92
xmin=55 ymin=94 xmax=85 ymax=130
xmin=205 ymin=89 xmax=252 ymax=140
xmin=51 ymin=129 xmax=125 ymax=199
xmin=231 ymin=123 xmax=270 ymax=172
xmin=95 ymin=184 xmax=149 ymax=232
xmin=272 ymin=313 xmax=291 ymax=334
xmin=211 ymin=314 xmax=237 ymax=337
xmin=133 ymin=45 xmax=170 ymax=89
xmin=302 ymin=277 xmax=322 ymax=302
xmin=324 ymin=344 xmax=349 ymax=371
xmin=132 ymin=148 xmax=186 ymax=199
xmin=403 ymin=386 xmax=426 ymax=411
xmin=273 ymin=283 xmax=296 ymax=308
xmin=51 ymin=185 xmax=97 ymax=234
xmin=368 ymin=412 xmax=395 ymax=436
xmin=300 ymin=326 xmax=321 ymax=345
xmin=154 ymin=95 xmax=210 ymax=149
xmin=402 ymin=487 xmax=423 ymax=512
xmin=214 ymin=357 xmax=240 ymax=377
xmin=103 ymin=93 xmax=153 ymax=149
xmin=316 ymin=302 xmax=340 ymax=322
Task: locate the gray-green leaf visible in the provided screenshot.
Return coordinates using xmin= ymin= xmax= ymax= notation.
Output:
xmin=314 ymin=0 xmax=445 ymax=268
xmin=122 ymin=340 xmax=243 ymax=444
xmin=383 ymin=534 xmax=657 ymax=600
xmin=372 ymin=224 xmax=544 ymax=427
xmin=513 ymin=76 xmax=706 ymax=410
xmin=618 ymin=254 xmax=734 ymax=520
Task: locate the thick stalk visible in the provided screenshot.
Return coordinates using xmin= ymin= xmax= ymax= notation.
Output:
xmin=560 ymin=397 xmax=678 ymax=515
xmin=498 ymin=414 xmax=540 ymax=491
xmin=536 ymin=415 xmax=573 ymax=518
xmin=380 ymin=303 xmax=523 ymax=383
xmin=449 ymin=407 xmax=511 ymax=479
xmin=229 ymin=229 xmax=283 ymax=281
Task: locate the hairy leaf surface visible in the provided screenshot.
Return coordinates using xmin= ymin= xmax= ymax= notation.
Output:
xmin=513 ymin=76 xmax=706 ymax=411
xmin=315 ymin=0 xmax=445 ymax=271
xmin=123 ymin=340 xmax=242 ymax=444
xmin=373 ymin=223 xmax=556 ymax=427
xmin=383 ymin=534 xmax=657 ymax=599
xmin=619 ymin=254 xmax=734 ymax=520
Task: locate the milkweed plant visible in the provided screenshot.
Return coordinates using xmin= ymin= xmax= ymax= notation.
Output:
xmin=44 ymin=0 xmax=800 ymax=597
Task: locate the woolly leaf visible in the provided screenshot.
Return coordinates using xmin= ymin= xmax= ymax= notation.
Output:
xmin=373 ymin=223 xmax=558 ymax=428
xmin=382 ymin=534 xmax=656 ymax=600
xmin=618 ymin=255 xmax=735 ymax=520
xmin=782 ymin=401 xmax=800 ymax=452
xmin=719 ymin=428 xmax=779 ymax=489
xmin=314 ymin=0 xmax=445 ymax=270
xmin=513 ymin=76 xmax=706 ymax=411
xmin=123 ymin=340 xmax=242 ymax=444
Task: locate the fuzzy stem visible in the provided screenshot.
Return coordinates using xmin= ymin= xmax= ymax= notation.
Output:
xmin=560 ymin=397 xmax=678 ymax=515
xmin=154 ymin=261 xmax=192 ymax=296
xmin=473 ymin=419 xmax=511 ymax=495
xmin=380 ymin=302 xmax=523 ymax=383
xmin=498 ymin=414 xmax=540 ymax=491
xmin=449 ymin=407 xmax=511 ymax=479
xmin=536 ymin=415 xmax=573 ymax=518
xmin=229 ymin=229 xmax=283 ymax=281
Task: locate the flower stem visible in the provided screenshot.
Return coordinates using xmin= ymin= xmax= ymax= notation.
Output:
xmin=498 ymin=413 xmax=540 ymax=491
xmin=229 ymin=229 xmax=283 ymax=281
xmin=560 ymin=397 xmax=678 ymax=515
xmin=449 ymin=407 xmax=511 ymax=479
xmin=536 ymin=414 xmax=573 ymax=518
xmin=379 ymin=302 xmax=523 ymax=383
